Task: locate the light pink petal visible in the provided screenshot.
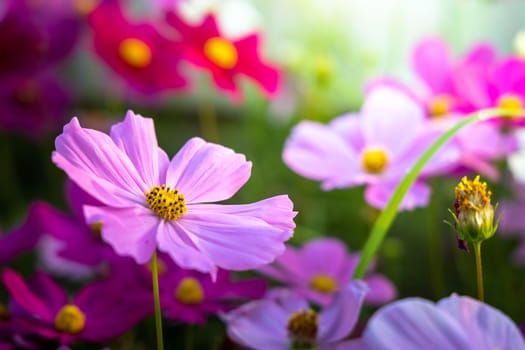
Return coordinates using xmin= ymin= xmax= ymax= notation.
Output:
xmin=156 ymin=221 xmax=216 ymax=276
xmin=84 ymin=205 xmax=158 ymax=264
xmin=328 ymin=113 xmax=365 ymax=150
xmin=365 ymin=181 xmax=431 ymax=211
xmin=363 ymin=274 xmax=397 ymax=305
xmin=166 ymin=137 xmax=252 ymax=203
xmin=301 ymin=238 xmax=352 ymax=280
xmin=318 ymin=281 xmax=368 ymax=343
xmin=411 ymin=37 xmax=452 ymax=93
xmin=110 ymin=110 xmax=169 ymax=186
xmin=283 ymin=121 xmax=362 ymax=189
xmin=52 ymin=118 xmax=146 ymax=207
xmin=464 ymin=43 xmax=497 ymax=67
xmin=451 ymin=63 xmax=491 ymax=109
xmin=256 ymin=247 xmax=307 ymax=285
xmin=361 ymin=86 xmax=425 ymax=157
xmin=176 ymin=205 xmax=292 ymax=271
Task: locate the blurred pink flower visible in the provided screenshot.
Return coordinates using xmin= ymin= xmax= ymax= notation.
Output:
xmin=165 ymin=11 xmax=280 ymax=102
xmin=52 ymin=110 xmax=296 ymax=278
xmin=283 ymin=86 xmax=460 ymax=210
xmin=87 ymin=0 xmax=187 ymax=94
xmin=258 ymin=237 xmax=396 ymax=307
xmin=223 ymin=281 xmax=368 ymax=350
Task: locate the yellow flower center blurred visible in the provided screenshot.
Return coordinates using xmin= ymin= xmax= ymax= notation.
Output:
xmin=287 ymin=309 xmax=318 ymax=347
xmin=428 ymin=94 xmax=453 ymax=117
xmin=497 ymin=94 xmax=523 ymax=117
xmin=203 ymin=37 xmax=238 ymax=69
xmin=455 ymin=175 xmax=492 ymax=212
xmin=54 ymin=304 xmax=86 ymax=334
xmin=90 ymin=222 xmax=103 ymax=241
xmin=119 ymin=38 xmax=152 ymax=68
xmin=145 ymin=258 xmax=167 ymax=275
xmin=74 ymin=0 xmax=98 ymax=15
xmin=0 ymin=304 xmax=9 ymax=320
xmin=146 ymin=185 xmax=187 ymax=220
xmin=309 ymin=274 xmax=337 ymax=294
xmin=361 ymin=148 xmax=388 ymax=174
xmin=175 ymin=277 xmax=204 ymax=304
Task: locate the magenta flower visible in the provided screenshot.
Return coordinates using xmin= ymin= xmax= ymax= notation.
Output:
xmin=342 ymin=294 xmax=525 ymax=350
xmin=223 ymin=281 xmax=368 ymax=350
xmin=0 ymin=268 xmax=152 ymax=345
xmin=88 ymin=0 xmax=187 ymax=94
xmin=52 ymin=110 xmax=296 ymax=277
xmin=257 ymin=238 xmax=395 ymax=307
xmin=165 ymin=11 xmax=280 ymax=102
xmin=283 ymin=86 xmax=459 ymax=210
xmin=157 ymin=256 xmax=266 ymax=325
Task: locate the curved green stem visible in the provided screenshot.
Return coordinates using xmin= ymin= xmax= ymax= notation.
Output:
xmin=474 ymin=241 xmax=484 ymax=302
xmin=353 ymin=108 xmax=510 ymax=279
xmin=151 ymin=250 xmax=164 ymax=350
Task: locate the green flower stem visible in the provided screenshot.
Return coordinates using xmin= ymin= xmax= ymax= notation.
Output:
xmin=151 ymin=250 xmax=164 ymax=350
xmin=474 ymin=241 xmax=484 ymax=302
xmin=352 ymin=108 xmax=509 ymax=280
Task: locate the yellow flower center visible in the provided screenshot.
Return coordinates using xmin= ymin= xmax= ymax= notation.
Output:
xmin=90 ymin=222 xmax=103 ymax=241
xmin=119 ymin=38 xmax=152 ymax=68
xmin=175 ymin=277 xmax=204 ymax=305
xmin=287 ymin=309 xmax=318 ymax=348
xmin=309 ymin=274 xmax=337 ymax=294
xmin=54 ymin=305 xmax=86 ymax=334
xmin=203 ymin=37 xmax=238 ymax=69
xmin=361 ymin=148 xmax=388 ymax=174
xmin=74 ymin=0 xmax=98 ymax=15
xmin=145 ymin=185 xmax=187 ymax=220
xmin=15 ymin=80 xmax=39 ymax=105
xmin=0 ymin=304 xmax=9 ymax=320
xmin=428 ymin=94 xmax=453 ymax=117
xmin=455 ymin=175 xmax=492 ymax=212
xmin=497 ymin=94 xmax=523 ymax=117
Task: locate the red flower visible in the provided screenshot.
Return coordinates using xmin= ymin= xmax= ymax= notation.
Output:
xmin=166 ymin=11 xmax=280 ymax=102
xmin=88 ymin=0 xmax=187 ymax=94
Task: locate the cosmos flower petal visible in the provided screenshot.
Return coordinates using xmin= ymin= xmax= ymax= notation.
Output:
xmin=110 ymin=110 xmax=169 ymax=186
xmin=1 ymin=268 xmax=54 ymax=322
xmin=283 ymin=121 xmax=361 ymax=189
xmin=359 ymin=298 xmax=471 ymax=350
xmin=361 ymin=86 xmax=425 ymax=157
xmin=300 ymin=238 xmax=352 ymax=278
xmin=362 ymin=274 xmax=397 ymax=305
xmin=411 ymin=37 xmax=452 ymax=93
xmin=365 ymin=181 xmax=430 ymax=211
xmin=177 ymin=207 xmax=291 ymax=271
xmin=318 ymin=281 xmax=368 ymax=343
xmin=437 ymin=295 xmax=525 ymax=350
xmin=52 ymin=117 xmax=147 ymax=207
xmin=166 ymin=138 xmax=252 ymax=203
xmin=156 ymin=221 xmax=217 ymax=276
xmin=256 ymin=247 xmax=305 ymax=284
xmin=84 ymin=205 xmax=158 ymax=264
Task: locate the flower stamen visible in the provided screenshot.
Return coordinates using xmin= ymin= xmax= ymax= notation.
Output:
xmin=428 ymin=94 xmax=453 ymax=117
xmin=146 ymin=185 xmax=187 ymax=220
xmin=55 ymin=304 xmax=86 ymax=334
xmin=497 ymin=94 xmax=523 ymax=117
xmin=119 ymin=38 xmax=152 ymax=68
xmin=309 ymin=274 xmax=337 ymax=294
xmin=361 ymin=148 xmax=388 ymax=174
xmin=287 ymin=309 xmax=318 ymax=349
xmin=204 ymin=37 xmax=238 ymax=69
xmin=175 ymin=277 xmax=204 ymax=305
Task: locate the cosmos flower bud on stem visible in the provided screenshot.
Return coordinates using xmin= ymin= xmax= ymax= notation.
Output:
xmin=448 ymin=175 xmax=500 ymax=250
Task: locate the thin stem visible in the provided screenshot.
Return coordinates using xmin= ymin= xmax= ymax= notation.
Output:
xmin=151 ymin=250 xmax=164 ymax=350
xmin=185 ymin=324 xmax=194 ymax=350
xmin=352 ymin=108 xmax=509 ymax=279
xmin=474 ymin=241 xmax=484 ymax=302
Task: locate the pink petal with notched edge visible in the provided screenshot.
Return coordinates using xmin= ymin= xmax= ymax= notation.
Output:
xmin=177 ymin=207 xmax=290 ymax=271
xmin=84 ymin=205 xmax=158 ymax=264
xmin=365 ymin=181 xmax=430 ymax=210
xmin=362 ymin=274 xmax=397 ymax=305
xmin=156 ymin=221 xmax=216 ymax=276
xmin=166 ymin=138 xmax=252 ymax=203
xmin=361 ymin=87 xmax=425 ymax=158
xmin=256 ymin=247 xmax=306 ymax=285
xmin=283 ymin=121 xmax=362 ymax=189
xmin=52 ymin=118 xmax=147 ymax=207
xmin=318 ymin=281 xmax=368 ymax=343
xmin=110 ymin=111 xmax=169 ymax=186
xmin=411 ymin=37 xmax=452 ymax=94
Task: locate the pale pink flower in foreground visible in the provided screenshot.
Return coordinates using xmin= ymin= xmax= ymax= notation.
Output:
xmin=52 ymin=111 xmax=296 ymax=277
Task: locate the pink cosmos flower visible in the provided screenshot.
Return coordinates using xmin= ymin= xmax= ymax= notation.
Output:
xmin=165 ymin=11 xmax=280 ymax=102
xmin=158 ymin=256 xmax=267 ymax=325
xmin=283 ymin=86 xmax=460 ymax=210
xmin=0 ymin=268 xmax=152 ymax=345
xmin=257 ymin=238 xmax=396 ymax=307
xmin=52 ymin=110 xmax=296 ymax=277
xmin=223 ymin=281 xmax=368 ymax=350
xmin=88 ymin=0 xmax=187 ymax=94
